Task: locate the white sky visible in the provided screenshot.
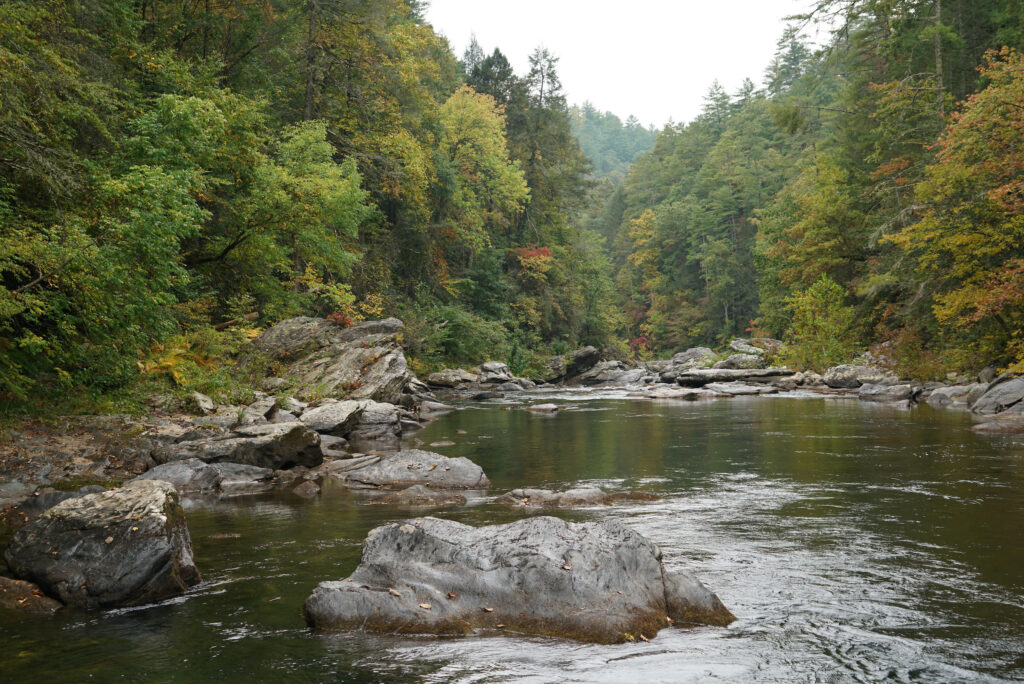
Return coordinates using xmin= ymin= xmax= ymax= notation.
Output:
xmin=425 ymin=0 xmax=817 ymax=128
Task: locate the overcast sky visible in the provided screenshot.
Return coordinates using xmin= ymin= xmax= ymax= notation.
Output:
xmin=425 ymin=0 xmax=818 ymax=128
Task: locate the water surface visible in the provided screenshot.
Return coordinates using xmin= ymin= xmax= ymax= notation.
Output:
xmin=2 ymin=393 xmax=1023 ymax=682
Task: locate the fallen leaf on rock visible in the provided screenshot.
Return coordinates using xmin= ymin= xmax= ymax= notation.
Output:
xmin=418 ymin=603 xmax=431 ymax=610
xmin=482 ymin=607 xmax=493 ymax=612
xmin=388 ymin=588 xmax=401 ymax=597
xmin=562 ymin=563 xmax=572 ymax=571
xmin=640 ymin=634 xmax=650 ymax=642
xmin=446 ymin=592 xmax=456 ymax=599
xmin=104 ymin=536 xmax=114 ymax=544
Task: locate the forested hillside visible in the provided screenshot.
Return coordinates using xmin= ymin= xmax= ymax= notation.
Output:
xmin=2 ymin=0 xmax=1024 ymax=409
xmin=0 ymin=0 xmax=621 ymax=404
xmin=608 ymin=1 xmax=1024 ymax=377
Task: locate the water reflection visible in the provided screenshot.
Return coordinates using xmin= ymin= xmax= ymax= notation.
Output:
xmin=1 ymin=394 xmax=1023 ymax=682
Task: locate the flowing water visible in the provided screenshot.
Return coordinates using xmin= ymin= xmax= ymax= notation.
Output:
xmin=2 ymin=391 xmax=1024 ymax=682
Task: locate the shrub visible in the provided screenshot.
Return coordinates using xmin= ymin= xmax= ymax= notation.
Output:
xmin=781 ymin=275 xmax=857 ymax=372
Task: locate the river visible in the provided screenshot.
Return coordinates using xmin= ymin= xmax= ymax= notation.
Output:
xmin=2 ymin=391 xmax=1023 ymax=682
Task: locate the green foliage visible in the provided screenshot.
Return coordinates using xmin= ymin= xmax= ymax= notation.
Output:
xmin=781 ymin=275 xmax=858 ymax=372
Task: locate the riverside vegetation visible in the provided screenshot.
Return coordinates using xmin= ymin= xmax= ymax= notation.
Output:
xmin=2 ymin=0 xmax=1024 ymax=415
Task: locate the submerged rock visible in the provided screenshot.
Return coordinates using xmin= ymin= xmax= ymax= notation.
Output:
xmin=303 ymin=516 xmax=733 ymax=643
xmin=366 ymin=485 xmax=467 ymax=507
xmin=4 ymin=480 xmax=200 ymax=609
xmin=493 ymin=488 xmax=659 ymax=508
xmin=0 ymin=576 xmax=63 ymax=615
xmin=330 ymin=450 xmax=489 ymax=490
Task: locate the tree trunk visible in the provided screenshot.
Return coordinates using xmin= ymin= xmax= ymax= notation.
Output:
xmin=304 ymin=0 xmax=317 ymax=121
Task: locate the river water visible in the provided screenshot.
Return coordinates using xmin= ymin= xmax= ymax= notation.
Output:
xmin=2 ymin=391 xmax=1023 ymax=682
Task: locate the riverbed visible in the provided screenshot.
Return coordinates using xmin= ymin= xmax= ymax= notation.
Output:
xmin=2 ymin=391 xmax=1023 ymax=682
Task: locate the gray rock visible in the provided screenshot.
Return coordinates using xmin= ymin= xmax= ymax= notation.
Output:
xmin=573 ymin=361 xmax=645 ymax=386
xmin=331 ymin=449 xmax=489 ymax=490
xmin=493 ymin=488 xmax=659 ymax=507
xmin=858 ymin=383 xmax=918 ymax=403
xmin=190 ymin=391 xmax=216 ymax=414
xmin=713 ymin=353 xmax=765 ymax=370
xmin=132 ymin=459 xmax=274 ymax=497
xmin=972 ymin=377 xmax=1024 ymax=415
xmin=262 ymin=377 xmax=289 ymax=392
xmin=366 ymin=485 xmax=467 ymax=507
xmin=269 ymin=408 xmax=298 ymax=423
xmin=705 ymin=382 xmax=777 ymax=396
xmin=628 ymin=387 xmax=720 ymax=401
xmin=4 ymin=481 xmax=200 ymax=609
xmin=319 ymin=434 xmax=349 ymax=455
xmin=249 ymin=317 xmax=411 ymax=403
xmin=420 ymin=401 xmax=456 ymax=416
xmin=494 ymin=382 xmax=524 ymax=392
xmin=152 ymin=422 xmax=322 ymax=470
xmin=303 ymin=516 xmax=733 ymax=643
xmin=191 ymin=406 xmax=243 ymax=429
xmin=426 ymin=368 xmax=479 ymax=388
xmin=239 ymin=394 xmax=276 ymax=425
xmin=299 ymin=400 xmax=364 ymax=434
xmin=729 ymin=339 xmax=765 ymax=355
xmin=978 ymin=365 xmax=999 ymax=384
xmin=565 ymin=346 xmax=600 ymax=378
xmin=540 ymin=355 xmax=566 ymax=383
xmin=478 ymin=361 xmax=513 ymax=383
xmin=526 ymin=403 xmax=560 ymax=413
xmin=823 ymin=365 xmax=891 ymax=389
xmin=0 ymin=576 xmax=63 ymax=615
xmin=675 ymin=368 xmax=795 ymax=387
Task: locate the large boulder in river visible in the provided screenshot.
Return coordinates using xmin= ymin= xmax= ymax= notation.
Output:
xmin=657 ymin=347 xmax=717 ymax=382
xmin=858 ymin=383 xmax=919 ymax=403
xmin=152 ymin=422 xmax=322 ymax=470
xmin=426 ymin=368 xmax=479 ymax=388
xmin=249 ymin=317 xmax=410 ymax=403
xmin=564 ymin=346 xmax=600 ymax=379
xmin=330 ymin=449 xmax=489 ymax=490
xmin=477 ymin=361 xmax=513 ymax=383
xmin=133 ymin=459 xmax=274 ymax=497
xmin=3 ymin=480 xmax=200 ymax=609
xmin=972 ymin=377 xmax=1024 ymax=415
xmin=572 ymin=360 xmax=645 ymax=386
xmin=303 ymin=516 xmax=734 ymax=643
xmin=713 ymin=353 xmax=765 ymax=370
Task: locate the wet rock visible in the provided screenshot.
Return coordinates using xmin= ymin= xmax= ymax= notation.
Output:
xmin=926 ymin=383 xmax=987 ymax=409
xmin=4 ymin=480 xmax=200 ymax=609
xmin=212 ymin=463 xmax=276 ymax=496
xmin=319 ymin=434 xmax=349 ymax=456
xmin=426 ymin=368 xmax=479 ymax=388
xmin=675 ymin=368 xmax=794 ymax=387
xmin=573 ymin=361 xmax=646 ymax=387
xmin=471 ymin=391 xmax=504 ymax=401
xmin=539 ymin=355 xmax=566 ymax=383
xmin=419 ymin=401 xmax=456 ymax=416
xmin=293 ymin=480 xmax=321 ymax=498
xmin=0 ymin=576 xmax=63 ymax=615
xmin=330 ymin=449 xmax=489 ymax=490
xmin=493 ymin=488 xmax=659 ymax=507
xmin=347 ymin=401 xmax=401 ymax=441
xmin=823 ymin=365 xmax=892 ymax=389
xmin=249 ymin=317 xmax=411 ymax=403
xmin=972 ymin=377 xmax=1024 ymax=415
xmin=152 ymin=422 xmax=322 ymax=470
xmin=858 ymin=383 xmax=918 ymax=403
xmin=713 ymin=354 xmax=765 ymax=370
xmin=366 ymin=485 xmax=467 ymax=507
xmin=526 ymin=403 xmax=560 ymax=413
xmin=494 ymin=382 xmax=524 ymax=392
xmin=303 ymin=516 xmax=733 ymax=643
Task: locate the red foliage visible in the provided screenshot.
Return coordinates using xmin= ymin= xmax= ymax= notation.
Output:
xmin=326 ymin=312 xmax=353 ymax=327
xmin=512 ymin=246 xmax=553 ymax=261
xmin=970 ymin=258 xmax=1024 ymax=323
xmin=629 ymin=336 xmax=651 ymax=352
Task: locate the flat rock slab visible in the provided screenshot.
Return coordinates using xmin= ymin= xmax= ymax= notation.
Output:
xmin=331 ymin=450 xmax=489 ymax=490
xmin=152 ymin=422 xmax=322 ymax=470
xmin=366 ymin=485 xmax=467 ymax=507
xmin=628 ymin=387 xmax=719 ymax=401
xmin=493 ymin=488 xmax=659 ymax=508
xmin=972 ymin=377 xmax=1024 ymax=415
xmin=303 ymin=516 xmax=733 ymax=643
xmin=133 ymin=459 xmax=275 ymax=497
xmin=705 ymin=382 xmax=779 ymax=396
xmin=4 ymin=480 xmax=200 ymax=609
xmin=675 ymin=368 xmax=794 ymax=387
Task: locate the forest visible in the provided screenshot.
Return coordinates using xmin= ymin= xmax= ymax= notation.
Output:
xmin=1 ymin=0 xmax=1024 ymax=409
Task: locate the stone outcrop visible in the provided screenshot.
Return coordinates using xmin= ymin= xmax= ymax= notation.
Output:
xmin=4 ymin=480 xmax=200 ymax=609
xmin=249 ymin=317 xmax=411 ymax=403
xmin=713 ymin=354 xmax=765 ymax=370
xmin=0 ymin=576 xmax=63 ymax=615
xmin=303 ymin=516 xmax=734 ymax=643
xmin=152 ymin=422 xmax=322 ymax=470
xmin=329 ymin=450 xmax=489 ymax=490
xmin=133 ymin=458 xmax=274 ymax=497
xmin=564 ymin=346 xmax=600 ymax=379
xmin=657 ymin=348 xmax=717 ymax=382
xmin=571 ymin=361 xmax=646 ymax=386
xmin=822 ymin=364 xmax=893 ymax=389
xmin=426 ymin=368 xmax=479 ymax=388
xmin=675 ymin=368 xmax=794 ymax=387
xmin=858 ymin=383 xmax=919 ymax=403
xmin=971 ymin=377 xmax=1024 ymax=415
